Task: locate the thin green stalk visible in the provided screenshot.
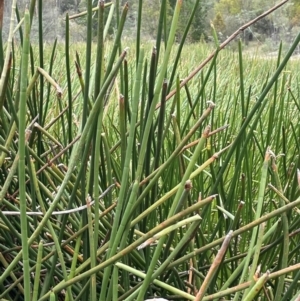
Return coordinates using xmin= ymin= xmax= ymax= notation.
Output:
xmin=32 ymin=241 xmax=43 ymax=301
xmin=148 ymin=79 xmax=168 ymax=215
xmin=80 ymin=4 xmax=93 ymax=295
xmin=230 ymin=201 xmax=245 ymax=231
xmin=104 ymin=3 xmax=128 ymax=84
xmin=93 ymin=123 xmax=103 ymax=249
xmin=116 ymin=262 xmax=195 ymax=301
xmin=103 ymin=3 xmax=115 ymax=41
xmin=273 ymin=156 xmax=290 ymax=301
xmin=136 ymin=0 xmax=143 ymax=66
xmin=74 ymin=281 xmax=91 ymax=301
xmin=65 ymin=13 xmax=73 ymax=148
xmin=153 ymin=79 xmax=167 ymax=171
xmin=83 ymin=0 xmax=92 ymax=127
xmin=28 ymin=0 xmax=36 ymax=25
xmin=37 ymin=0 xmax=44 ymax=159
xmin=115 ymin=0 xmax=120 ymax=27
xmin=155 ymin=0 xmax=166 ymax=65
xmin=101 ymin=133 xmax=113 ymax=204
xmin=243 ymin=271 xmax=270 ymax=301
xmin=19 ymin=10 xmax=31 ymax=301
xmin=94 ymin=0 xmax=105 ymax=97
xmin=87 ymin=197 xmax=97 ymax=301
xmin=119 ymin=94 xmax=126 ymax=170
xmin=113 ymin=265 xmax=119 ymax=301
xmin=247 ymin=223 xmax=266 ymax=291
xmin=65 ymin=225 xmax=83 ymax=301
xmin=282 ymin=269 xmax=300 ymax=301
xmin=33 ymin=123 xmax=63 ymax=147
xmin=238 ymin=40 xmax=245 ymax=118
xmin=137 ymin=215 xmax=201 ymax=250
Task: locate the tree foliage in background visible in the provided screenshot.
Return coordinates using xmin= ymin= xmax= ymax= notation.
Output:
xmin=2 ymin=0 xmax=299 ymax=48
xmin=59 ymin=0 xmax=80 ymax=13
xmin=135 ymin=0 xmax=173 ymax=39
xmin=214 ymin=0 xmax=241 ymax=16
xmin=288 ymin=0 xmax=300 ymax=27
xmin=169 ymin=0 xmax=208 ymax=42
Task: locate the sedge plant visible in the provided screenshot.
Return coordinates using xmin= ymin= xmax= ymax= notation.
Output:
xmin=0 ymin=0 xmax=299 ymax=300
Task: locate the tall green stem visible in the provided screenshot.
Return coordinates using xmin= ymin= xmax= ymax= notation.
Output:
xmin=19 ymin=10 xmax=31 ymax=301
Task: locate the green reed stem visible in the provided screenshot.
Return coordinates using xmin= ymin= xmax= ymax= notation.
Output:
xmin=104 ymin=3 xmax=128 ymax=84
xmin=243 ymin=271 xmax=270 ymax=301
xmin=65 ymin=225 xmax=83 ymax=301
xmin=65 ymin=13 xmax=73 ymax=147
xmin=92 ymin=1 xmax=106 ymax=247
xmin=272 ymin=156 xmax=290 ymax=301
xmin=80 ymin=4 xmax=93 ymax=288
xmin=19 ymin=10 xmax=31 ymax=301
xmin=50 ymin=292 xmax=56 ymax=301
xmin=37 ymin=0 xmax=44 ymax=159
xmin=94 ymin=0 xmax=105 ymax=97
xmin=136 ymin=0 xmax=143 ymax=66
xmin=87 ymin=197 xmax=97 ymax=301
xmin=113 ymin=265 xmax=118 ymax=301
xmin=248 ymin=222 xmax=266 ymax=291
xmin=119 ymin=94 xmax=126 ymax=170
xmin=116 ymin=262 xmax=195 ymax=300
xmin=32 ymin=241 xmax=43 ymax=301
